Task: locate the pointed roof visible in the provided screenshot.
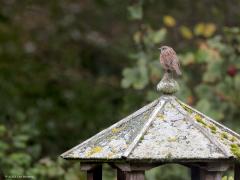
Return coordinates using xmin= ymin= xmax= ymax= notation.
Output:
xmin=61 ymin=94 xmax=240 ymax=162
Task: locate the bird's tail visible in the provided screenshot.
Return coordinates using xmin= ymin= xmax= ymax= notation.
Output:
xmin=176 ymin=68 xmax=182 ymax=76
xmin=173 ymin=63 xmax=182 ymax=76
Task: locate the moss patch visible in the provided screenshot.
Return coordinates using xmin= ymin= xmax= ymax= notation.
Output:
xmin=208 ymin=124 xmax=217 ymax=134
xmin=87 ymin=146 xmax=102 ymax=156
xmin=168 ymin=136 xmax=177 ymax=142
xmin=231 ymin=136 xmax=237 ymax=142
xmin=211 ymin=129 xmax=217 ymax=134
xmin=111 ymin=128 xmax=121 ymax=133
xmin=166 ymin=152 xmax=173 ymax=159
xmin=221 ymin=132 xmax=229 ymax=140
xmin=143 ymin=114 xmax=149 ymax=119
xmin=178 ymin=101 xmax=193 ymax=114
xmin=195 ymin=114 xmax=207 ymax=126
xmin=156 ymin=113 xmax=165 ymax=120
xmin=230 ymin=144 xmax=240 ymax=159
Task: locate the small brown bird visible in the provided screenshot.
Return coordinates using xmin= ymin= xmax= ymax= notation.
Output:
xmin=159 ymin=46 xmax=181 ymax=76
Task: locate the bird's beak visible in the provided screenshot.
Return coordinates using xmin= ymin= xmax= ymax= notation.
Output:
xmin=158 ymin=47 xmax=162 ymax=51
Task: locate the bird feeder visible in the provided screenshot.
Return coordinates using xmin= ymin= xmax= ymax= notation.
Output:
xmin=61 ymin=52 xmax=240 ymax=180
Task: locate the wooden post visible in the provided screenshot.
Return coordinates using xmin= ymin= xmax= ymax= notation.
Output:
xmin=235 ymin=163 xmax=240 ymax=180
xmin=87 ymin=165 xmax=102 ymax=180
xmin=191 ymin=167 xmax=201 ymax=180
xmin=125 ymin=171 xmax=145 ymax=180
xmin=80 ymin=163 xmax=102 ymax=180
xmin=117 ymin=168 xmax=126 ymax=180
xmin=0 ymin=169 xmax=5 ymax=180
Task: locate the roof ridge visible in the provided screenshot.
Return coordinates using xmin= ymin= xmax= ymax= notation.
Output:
xmin=61 ymin=98 xmax=159 ymax=158
xmin=170 ymin=99 xmax=231 ymax=157
xmin=122 ymin=97 xmax=169 ymax=158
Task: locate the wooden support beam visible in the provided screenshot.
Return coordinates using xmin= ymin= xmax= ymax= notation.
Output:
xmin=80 ymin=163 xmax=102 ymax=180
xmin=199 ymin=162 xmax=230 ymax=172
xmin=200 ymin=170 xmax=222 ymax=180
xmin=114 ymin=163 xmax=153 ymax=180
xmin=191 ymin=167 xmax=201 ymax=180
xmin=235 ymin=163 xmax=240 ymax=180
xmin=194 ymin=162 xmax=230 ymax=180
xmin=188 ymin=162 xmax=230 ymax=180
xmin=115 ymin=163 xmax=161 ymax=171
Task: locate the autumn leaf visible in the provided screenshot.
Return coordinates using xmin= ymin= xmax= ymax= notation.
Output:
xmin=163 ymin=15 xmax=176 ymax=27
xmin=180 ymin=26 xmax=193 ymax=39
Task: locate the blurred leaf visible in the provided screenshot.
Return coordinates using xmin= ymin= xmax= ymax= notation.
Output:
xmin=128 ymin=4 xmax=143 ymax=20
xmin=9 ymin=166 xmax=24 ymax=176
xmin=121 ymin=68 xmax=137 ymax=88
xmin=122 ymin=55 xmax=149 ymax=90
xmin=133 ymin=31 xmax=142 ymax=44
xmin=202 ymin=71 xmax=217 ymax=83
xmin=203 ymin=62 xmax=222 ymax=83
xmin=163 ymin=15 xmax=176 ymax=27
xmin=207 ymin=36 xmax=226 ymax=51
xmin=9 ymin=153 xmax=32 ymax=167
xmin=149 ymin=61 xmax=162 ymax=82
xmin=196 ymin=99 xmax=224 ymax=120
xmin=179 ymin=26 xmax=193 ymax=39
xmin=13 ymin=134 xmax=29 ymax=149
xmin=234 ymin=74 xmax=240 ymax=91
xmin=146 ymin=90 xmax=159 ymax=101
xmin=195 ymin=84 xmax=213 ymax=98
xmin=47 ymin=165 xmax=65 ymax=177
xmin=0 ymin=141 xmax=9 ymax=151
xmin=180 ymin=53 xmax=195 ymax=66
xmin=15 ymin=111 xmax=26 ymax=121
xmin=194 ymin=23 xmax=216 ymax=37
xmin=0 ymin=125 xmax=6 ymax=136
xmin=195 ymin=49 xmax=209 ymax=63
xmin=151 ymin=28 xmax=167 ymax=44
xmin=194 ymin=23 xmax=205 ymax=36
xmin=65 ymin=172 xmax=80 ymax=180
xmin=204 ymin=23 xmax=216 ymax=37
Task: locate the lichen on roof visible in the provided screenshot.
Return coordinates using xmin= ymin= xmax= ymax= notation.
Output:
xmin=61 ymin=94 xmax=240 ymax=162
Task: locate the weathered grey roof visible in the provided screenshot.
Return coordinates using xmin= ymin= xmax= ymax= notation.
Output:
xmin=61 ymin=95 xmax=240 ymax=162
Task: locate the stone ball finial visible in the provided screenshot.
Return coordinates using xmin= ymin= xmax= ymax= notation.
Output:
xmin=157 ymin=72 xmax=179 ymax=94
xmin=158 ymin=46 xmax=181 ymax=94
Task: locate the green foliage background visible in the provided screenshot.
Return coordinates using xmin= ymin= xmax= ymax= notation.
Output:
xmin=0 ymin=0 xmax=240 ymax=179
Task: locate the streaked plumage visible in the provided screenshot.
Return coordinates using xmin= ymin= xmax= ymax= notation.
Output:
xmin=159 ymin=46 xmax=181 ymax=75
